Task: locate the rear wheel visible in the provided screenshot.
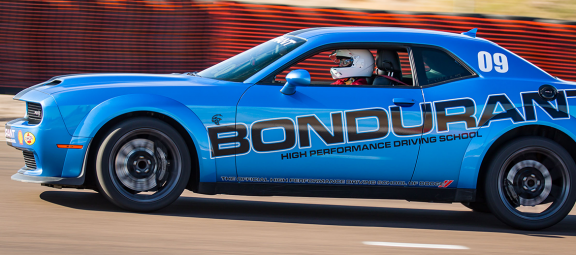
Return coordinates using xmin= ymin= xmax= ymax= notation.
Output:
xmin=95 ymin=117 xmax=191 ymax=211
xmin=485 ymin=137 xmax=576 ymax=230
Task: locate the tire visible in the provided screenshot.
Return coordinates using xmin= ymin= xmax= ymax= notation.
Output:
xmin=485 ymin=137 xmax=576 ymax=230
xmin=461 ymin=202 xmax=491 ymax=213
xmin=95 ymin=117 xmax=191 ymax=212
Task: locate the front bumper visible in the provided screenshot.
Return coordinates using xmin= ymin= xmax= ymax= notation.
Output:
xmin=6 ymin=89 xmax=90 ymax=185
xmin=11 ymin=171 xmax=84 ymax=185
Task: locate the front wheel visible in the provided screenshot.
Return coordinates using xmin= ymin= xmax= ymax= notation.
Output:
xmin=95 ymin=117 xmax=191 ymax=211
xmin=485 ymin=137 xmax=576 ymax=230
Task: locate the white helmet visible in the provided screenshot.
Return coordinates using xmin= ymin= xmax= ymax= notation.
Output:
xmin=329 ymin=49 xmax=374 ymax=79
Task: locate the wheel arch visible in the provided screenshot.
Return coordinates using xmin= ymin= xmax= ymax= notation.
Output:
xmin=474 ymin=124 xmax=576 ymax=202
xmin=75 ymin=94 xmax=215 ymax=190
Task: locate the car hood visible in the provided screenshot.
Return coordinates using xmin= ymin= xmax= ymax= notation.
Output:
xmin=13 ymin=73 xmax=252 ymax=137
xmin=15 ymin=73 xmax=219 ymax=98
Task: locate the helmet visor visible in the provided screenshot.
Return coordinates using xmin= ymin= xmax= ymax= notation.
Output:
xmin=329 ymin=52 xmax=353 ymax=67
xmin=339 ymin=58 xmax=353 ymax=67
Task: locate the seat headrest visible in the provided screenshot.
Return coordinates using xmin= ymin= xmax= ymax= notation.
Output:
xmin=376 ymin=50 xmax=402 ymax=74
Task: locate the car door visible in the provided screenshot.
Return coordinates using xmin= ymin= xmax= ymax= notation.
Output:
xmin=232 ymin=83 xmax=426 ymax=186
xmin=410 ymin=46 xmax=480 ymax=188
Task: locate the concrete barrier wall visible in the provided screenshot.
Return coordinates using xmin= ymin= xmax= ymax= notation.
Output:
xmin=1 ymin=0 xmax=575 ymax=93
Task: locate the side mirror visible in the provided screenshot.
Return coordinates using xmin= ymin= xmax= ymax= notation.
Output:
xmin=280 ymin=69 xmax=311 ymax=95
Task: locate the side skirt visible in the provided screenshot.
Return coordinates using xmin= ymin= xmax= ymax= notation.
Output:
xmin=198 ymin=182 xmax=476 ymax=203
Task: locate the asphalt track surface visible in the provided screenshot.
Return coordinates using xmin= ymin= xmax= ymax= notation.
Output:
xmin=1 ymin=97 xmax=576 ymax=254
xmin=2 ymin=144 xmax=576 ymax=254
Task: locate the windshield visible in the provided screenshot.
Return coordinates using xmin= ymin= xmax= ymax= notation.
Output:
xmin=198 ymin=35 xmax=306 ymax=82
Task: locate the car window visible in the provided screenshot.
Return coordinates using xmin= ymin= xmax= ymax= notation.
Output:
xmin=275 ymin=50 xmax=336 ymax=84
xmin=397 ymin=51 xmax=413 ymax=84
xmin=412 ymin=47 xmax=474 ymax=86
xmin=270 ymin=48 xmax=414 ymax=86
xmin=198 ymin=36 xmax=306 ymax=82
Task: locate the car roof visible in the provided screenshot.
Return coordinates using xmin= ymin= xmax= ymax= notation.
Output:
xmin=287 ymin=27 xmax=477 ymax=42
xmin=276 ymin=26 xmax=556 ymax=82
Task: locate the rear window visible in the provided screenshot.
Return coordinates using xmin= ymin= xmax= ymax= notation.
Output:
xmin=412 ymin=47 xmax=474 ymax=85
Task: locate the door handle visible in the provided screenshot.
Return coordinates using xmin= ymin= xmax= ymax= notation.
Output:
xmin=393 ymin=98 xmax=415 ymax=106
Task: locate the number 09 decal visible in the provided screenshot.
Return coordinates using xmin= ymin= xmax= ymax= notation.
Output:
xmin=478 ymin=51 xmax=508 ymax=73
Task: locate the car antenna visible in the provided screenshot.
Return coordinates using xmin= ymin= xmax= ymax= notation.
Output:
xmin=461 ymin=28 xmax=478 ymax=38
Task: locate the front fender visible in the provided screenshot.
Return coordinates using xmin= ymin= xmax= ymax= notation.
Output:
xmin=70 ymin=94 xmax=216 ymax=182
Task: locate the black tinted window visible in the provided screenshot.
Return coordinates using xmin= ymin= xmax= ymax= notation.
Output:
xmin=413 ymin=47 xmax=473 ymax=85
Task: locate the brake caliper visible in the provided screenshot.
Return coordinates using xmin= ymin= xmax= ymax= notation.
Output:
xmin=505 ymin=179 xmax=521 ymax=207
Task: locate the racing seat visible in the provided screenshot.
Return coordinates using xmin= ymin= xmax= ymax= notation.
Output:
xmin=372 ymin=49 xmax=405 ymax=86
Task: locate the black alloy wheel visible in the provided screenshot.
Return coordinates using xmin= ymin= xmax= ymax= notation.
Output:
xmin=485 ymin=137 xmax=576 ymax=230
xmin=95 ymin=117 xmax=191 ymax=211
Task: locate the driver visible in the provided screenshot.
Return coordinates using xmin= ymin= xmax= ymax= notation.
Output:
xmin=329 ymin=49 xmax=374 ymax=85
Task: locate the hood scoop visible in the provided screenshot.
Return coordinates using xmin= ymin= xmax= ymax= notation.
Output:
xmin=45 ymin=80 xmax=62 ymax=86
xmin=14 ymin=79 xmax=62 ymax=100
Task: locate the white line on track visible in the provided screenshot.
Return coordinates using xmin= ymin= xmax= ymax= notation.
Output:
xmin=363 ymin=241 xmax=469 ymax=250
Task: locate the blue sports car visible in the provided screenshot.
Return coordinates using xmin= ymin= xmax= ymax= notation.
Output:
xmin=7 ymin=27 xmax=576 ymax=230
